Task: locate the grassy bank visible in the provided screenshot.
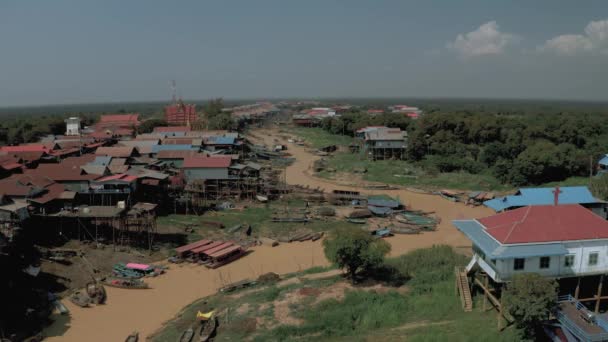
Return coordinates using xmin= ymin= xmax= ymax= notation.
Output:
xmin=152 ymin=246 xmax=520 ymax=341
xmin=157 ymin=200 xmax=363 ymax=244
xmin=318 ymin=152 xmax=510 ymax=192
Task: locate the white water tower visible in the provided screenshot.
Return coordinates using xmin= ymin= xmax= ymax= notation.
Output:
xmin=65 ymin=117 xmax=81 ymax=136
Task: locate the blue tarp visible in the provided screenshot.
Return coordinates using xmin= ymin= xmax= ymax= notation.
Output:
xmin=367 ymin=198 xmax=400 ymax=209
xmin=484 ymin=186 xmax=601 ymax=212
xmin=367 ymin=206 xmax=393 ymax=216
xmin=207 ymin=136 xmax=235 ymax=145
xmin=453 ymin=220 xmax=568 ymax=259
xmin=151 ymin=145 xmax=198 ymax=153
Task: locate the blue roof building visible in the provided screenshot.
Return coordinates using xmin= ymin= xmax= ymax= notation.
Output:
xmin=151 ymin=145 xmax=199 ymax=154
xmin=484 ymin=186 xmax=604 ymax=215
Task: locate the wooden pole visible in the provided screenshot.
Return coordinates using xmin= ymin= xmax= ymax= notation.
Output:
xmin=575 ymin=277 xmax=581 ymax=300
xmin=483 ymin=275 xmax=489 ymax=311
xmin=596 ymin=274 xmax=605 ymax=313
xmin=497 ymin=293 xmax=503 ymax=330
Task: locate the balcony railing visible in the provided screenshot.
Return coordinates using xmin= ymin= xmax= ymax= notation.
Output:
xmin=556 ymin=295 xmax=608 ymax=341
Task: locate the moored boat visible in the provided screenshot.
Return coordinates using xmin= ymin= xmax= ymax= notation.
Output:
xmin=347 ymin=218 xmax=366 ymax=224
xmin=198 ymin=316 xmax=217 ymax=342
xmin=102 ymin=277 xmax=150 ymax=289
xmin=179 ymin=327 xmax=195 ymax=342
xmin=125 ymin=332 xmax=139 ymax=342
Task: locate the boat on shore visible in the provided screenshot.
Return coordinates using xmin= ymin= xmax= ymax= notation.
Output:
xmin=347 ymin=218 xmax=366 ymax=224
xmin=179 ymin=327 xmax=195 ymax=342
xmin=69 ymin=291 xmax=90 ymax=308
xmin=256 ymin=194 xmax=268 ymax=202
xmin=391 ymin=226 xmax=421 ymax=234
xmin=125 ymin=332 xmax=138 ymax=342
xmin=198 ymin=316 xmax=217 ymax=342
xmin=101 ymin=277 xmax=150 ymax=289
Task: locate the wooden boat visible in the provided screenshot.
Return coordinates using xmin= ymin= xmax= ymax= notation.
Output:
xmin=220 ymin=279 xmax=257 ymax=293
xmin=125 ymin=332 xmax=139 ymax=342
xmin=179 ymin=327 xmax=195 ymax=342
xmin=347 ymin=218 xmax=366 ymax=224
xmin=391 ymin=226 xmax=421 ymax=234
xmin=311 ymin=232 xmax=324 ymax=241
xmin=69 ymin=291 xmax=90 ymax=308
xmin=256 ymin=194 xmax=268 ymax=203
xmin=102 ymin=277 xmax=149 ymax=289
xmin=198 ymin=316 xmax=217 ymax=342
xmin=394 ymin=215 xmax=408 ymax=224
xmin=54 ymin=300 xmax=69 ymax=315
xmin=373 ymin=228 xmax=392 ymax=238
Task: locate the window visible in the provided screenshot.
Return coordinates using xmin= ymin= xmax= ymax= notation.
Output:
xmin=564 ymin=255 xmax=575 ymax=267
xmin=589 ymin=253 xmax=599 ymax=266
xmin=491 ymin=259 xmax=496 ymax=265
xmin=514 ymin=258 xmax=525 ymax=270
xmin=540 ymin=257 xmax=550 ymax=269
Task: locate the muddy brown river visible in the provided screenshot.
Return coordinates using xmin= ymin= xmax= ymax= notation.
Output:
xmin=44 ymin=128 xmax=491 ymax=341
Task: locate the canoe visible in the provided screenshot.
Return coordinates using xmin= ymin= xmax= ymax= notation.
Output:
xmin=311 ymin=232 xmax=324 ymax=241
xmin=102 ymin=277 xmax=149 ymax=289
xmin=179 ymin=328 xmax=195 ymax=342
xmin=199 ymin=316 xmax=217 ymax=342
xmin=391 ymin=226 xmax=421 ymax=234
xmin=256 ymin=194 xmax=268 ymax=203
xmin=69 ymin=291 xmax=90 ymax=308
xmin=374 ymin=228 xmax=392 ymax=238
xmin=125 ymin=332 xmax=139 ymax=342
xmin=54 ymin=300 xmax=69 ymax=315
xmin=347 ymin=218 xmax=366 ymax=224
xmin=395 ymin=215 xmax=408 ymax=224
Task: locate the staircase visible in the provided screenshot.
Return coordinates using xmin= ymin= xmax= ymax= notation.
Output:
xmin=455 ymin=266 xmax=473 ymax=312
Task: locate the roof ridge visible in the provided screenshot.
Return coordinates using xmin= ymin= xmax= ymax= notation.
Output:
xmin=503 ymin=206 xmax=531 ymax=243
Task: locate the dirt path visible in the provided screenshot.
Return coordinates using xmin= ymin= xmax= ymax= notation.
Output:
xmin=44 ymin=127 xmax=490 ymax=341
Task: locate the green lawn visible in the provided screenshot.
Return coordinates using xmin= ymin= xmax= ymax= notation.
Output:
xmin=151 ymin=246 xmax=521 ymax=341
xmin=285 ymin=127 xmax=354 ymax=149
xmin=318 ymin=152 xmax=511 ymax=192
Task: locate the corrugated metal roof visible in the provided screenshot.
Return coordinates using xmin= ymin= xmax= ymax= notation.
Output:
xmin=151 ymin=145 xmax=198 ymax=153
xmin=479 ymin=204 xmax=608 ymax=244
xmin=453 ymin=219 xmax=568 ymax=259
xmin=368 ymin=198 xmax=400 ymax=209
xmin=484 ymin=186 xmax=601 ymax=212
xmin=90 ymin=156 xmax=112 ymax=166
xmin=206 ymin=136 xmax=235 ymax=145
xmin=599 ymin=154 xmax=608 ymax=166
xmin=183 ymin=156 xmax=231 ymax=168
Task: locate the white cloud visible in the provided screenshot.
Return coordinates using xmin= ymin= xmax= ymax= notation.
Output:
xmin=540 ymin=19 xmax=608 ymax=55
xmin=447 ymin=21 xmax=516 ymax=58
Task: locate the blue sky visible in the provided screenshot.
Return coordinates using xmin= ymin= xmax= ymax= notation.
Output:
xmin=1 ymin=0 xmax=607 ymax=106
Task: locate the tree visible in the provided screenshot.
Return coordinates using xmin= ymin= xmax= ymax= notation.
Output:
xmin=205 ymin=98 xmax=224 ymax=118
xmin=323 ymin=227 xmax=390 ymax=283
xmin=503 ymin=273 xmax=557 ymax=338
xmin=137 ymin=119 xmax=168 ymax=134
xmin=591 ymin=173 xmax=608 ymax=200
xmin=208 ymin=113 xmax=234 ymax=130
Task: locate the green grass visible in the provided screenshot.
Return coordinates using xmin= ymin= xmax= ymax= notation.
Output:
xmin=318 ymin=152 xmax=511 ymax=192
xmin=540 ymin=176 xmax=591 ymax=188
xmin=157 ymin=201 xmax=364 ymax=241
xmin=285 ymin=127 xmax=354 ymax=149
xmin=153 ymin=246 xmax=521 ymax=341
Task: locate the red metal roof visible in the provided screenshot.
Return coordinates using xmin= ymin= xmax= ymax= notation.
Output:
xmin=0 ymin=145 xmax=50 ymax=153
xmin=175 ymin=239 xmax=211 ymax=254
xmin=182 ymin=156 xmax=231 ymax=168
xmin=199 ymin=242 xmax=233 ymax=256
xmin=208 ymin=245 xmax=242 ymax=258
xmin=156 ymin=150 xmax=201 ymax=159
xmin=26 ymin=163 xmax=101 ymax=181
xmin=191 ymin=241 xmax=225 ymax=254
xmin=96 ymin=173 xmax=138 ymax=183
xmin=95 ymin=147 xmax=136 ymax=158
xmin=99 ymin=114 xmax=140 ymax=124
xmin=477 ymin=204 xmax=608 ymax=244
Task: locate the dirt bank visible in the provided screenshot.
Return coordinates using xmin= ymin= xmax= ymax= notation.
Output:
xmin=44 ymin=127 xmax=491 ymax=341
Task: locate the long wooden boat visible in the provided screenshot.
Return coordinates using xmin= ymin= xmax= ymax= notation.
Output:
xmin=394 ymin=215 xmax=408 ymax=224
xmin=102 ymin=277 xmax=150 ymax=289
xmin=179 ymin=327 xmax=195 ymax=342
xmin=347 ymin=218 xmax=366 ymax=224
xmin=125 ymin=332 xmax=139 ymax=342
xmin=220 ymin=279 xmax=257 ymax=293
xmin=391 ymin=226 xmax=421 ymax=234
xmin=198 ymin=317 xmax=217 ymax=342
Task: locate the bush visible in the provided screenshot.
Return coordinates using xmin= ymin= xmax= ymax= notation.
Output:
xmin=323 ymin=227 xmax=390 ymax=283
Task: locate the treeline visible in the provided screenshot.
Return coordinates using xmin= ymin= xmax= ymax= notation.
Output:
xmin=0 ymin=115 xmax=97 ymax=145
xmin=321 ymin=110 xmax=608 ymax=186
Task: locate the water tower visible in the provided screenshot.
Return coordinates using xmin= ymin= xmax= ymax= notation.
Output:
xmin=65 ymin=117 xmax=81 ymax=136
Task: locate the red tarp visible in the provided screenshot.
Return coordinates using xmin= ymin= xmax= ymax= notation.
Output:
xmin=191 ymin=241 xmax=225 ymax=254
xmin=208 ymin=245 xmax=242 ymax=259
xmin=175 ymin=239 xmax=211 ymax=254
xmin=199 ymin=242 xmax=234 ymax=256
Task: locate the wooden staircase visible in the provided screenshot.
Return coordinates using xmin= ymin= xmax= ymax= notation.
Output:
xmin=455 ymin=266 xmax=473 ymax=312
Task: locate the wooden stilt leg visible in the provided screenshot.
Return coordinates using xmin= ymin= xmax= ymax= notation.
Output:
xmin=497 ymin=294 xmax=503 ymax=331
xmin=483 ymin=275 xmax=489 ymax=311
xmin=596 ymin=275 xmax=604 ymax=313
xmin=575 ymin=277 xmax=581 ymax=300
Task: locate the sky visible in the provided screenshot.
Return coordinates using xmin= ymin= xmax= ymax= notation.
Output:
xmin=1 ymin=0 xmax=607 ymax=106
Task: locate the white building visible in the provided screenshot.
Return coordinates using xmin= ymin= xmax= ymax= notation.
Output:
xmin=65 ymin=117 xmax=81 ymax=136
xmin=454 ymin=204 xmax=608 ymax=283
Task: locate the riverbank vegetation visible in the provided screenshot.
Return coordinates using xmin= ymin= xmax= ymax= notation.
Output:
xmin=151 ymin=246 xmax=520 ymax=341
